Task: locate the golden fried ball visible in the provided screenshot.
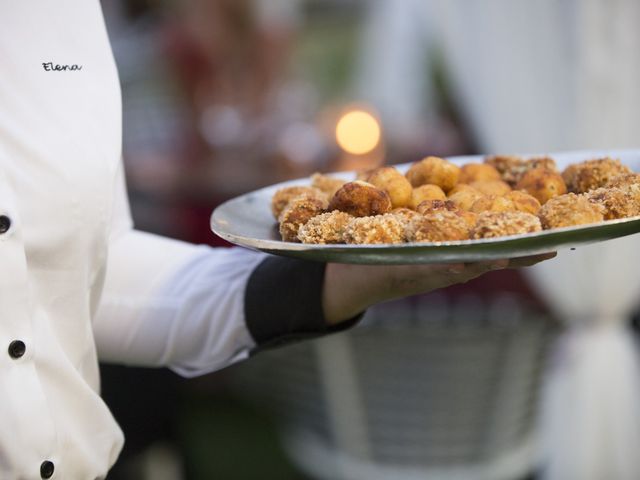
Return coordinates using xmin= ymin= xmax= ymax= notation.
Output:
xmin=458 ymin=163 xmax=501 ymax=184
xmin=538 ymin=193 xmax=605 ymax=229
xmin=311 ymin=173 xmax=347 ymax=198
xmin=604 ymin=173 xmax=640 ymax=189
xmin=470 ymin=179 xmax=512 ymax=197
xmin=405 ymin=156 xmax=460 ymax=192
xmin=562 ymin=157 xmax=632 ymax=193
xmin=406 ymin=211 xmax=470 ymax=242
xmin=271 ymin=186 xmax=327 ymax=219
xmin=586 ymin=187 xmax=640 ymax=220
xmin=505 ymin=190 xmax=541 ymax=215
xmin=469 ymin=195 xmax=516 ymax=213
xmin=328 ymin=180 xmax=392 ymax=217
xmin=365 ymin=166 xmax=413 ymax=208
xmin=279 ymin=196 xmax=327 ymax=242
xmin=410 ymin=184 xmax=447 ymax=209
xmin=297 ymin=210 xmax=353 ymax=244
xmin=515 ymin=167 xmax=567 ymax=204
xmin=447 ymin=186 xmax=485 ymax=211
xmin=343 ymin=214 xmax=406 ymax=244
xmin=448 ymin=183 xmax=477 ymax=196
xmin=470 ymin=212 xmax=542 ymax=239
xmin=416 ymin=199 xmax=457 ymax=215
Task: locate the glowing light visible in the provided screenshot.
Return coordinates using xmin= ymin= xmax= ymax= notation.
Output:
xmin=335 ymin=109 xmax=381 ymax=155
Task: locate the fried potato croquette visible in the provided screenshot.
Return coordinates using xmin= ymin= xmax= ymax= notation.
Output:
xmin=562 ymin=157 xmax=632 ymax=193
xmin=410 ymin=184 xmax=447 ymax=209
xmin=605 ymin=173 xmax=640 ymax=189
xmin=470 ymin=195 xmax=516 ymax=213
xmin=278 ymin=196 xmax=327 ymax=242
xmin=538 ymin=193 xmax=605 ymax=229
xmin=405 ymin=156 xmax=460 ymax=192
xmin=469 ymin=180 xmax=512 ymax=197
xmin=458 ymin=163 xmax=501 ymax=184
xmin=271 ymin=186 xmax=327 ymax=219
xmin=515 ymin=167 xmax=567 ymax=204
xmin=586 ymin=188 xmax=640 ymax=220
xmin=328 ymin=180 xmax=392 ymax=217
xmin=343 ymin=214 xmax=406 ymax=244
xmin=406 ymin=211 xmax=470 ymax=242
xmin=365 ymin=166 xmax=413 ymax=208
xmin=505 ymin=190 xmax=541 ymax=215
xmin=470 ymin=212 xmax=541 ymax=239
xmin=447 ymin=186 xmax=485 ymax=211
xmin=297 ymin=211 xmax=353 ymax=244
xmin=311 ymin=173 xmax=347 ymax=198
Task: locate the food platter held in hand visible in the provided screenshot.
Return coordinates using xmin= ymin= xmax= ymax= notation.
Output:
xmin=210 ymin=149 xmax=640 ymax=265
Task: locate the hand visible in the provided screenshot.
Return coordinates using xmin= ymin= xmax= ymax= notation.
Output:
xmin=322 ymin=252 xmax=556 ymax=325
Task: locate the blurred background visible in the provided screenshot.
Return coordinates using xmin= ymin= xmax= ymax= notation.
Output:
xmin=98 ymin=1 xmax=640 ymax=479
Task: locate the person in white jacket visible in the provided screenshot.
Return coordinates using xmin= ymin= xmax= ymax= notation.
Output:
xmin=0 ymin=2 xmax=552 ymax=479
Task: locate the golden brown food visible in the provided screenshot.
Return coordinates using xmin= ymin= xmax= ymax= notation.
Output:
xmin=484 ymin=155 xmax=527 ymax=186
xmin=416 ymin=199 xmax=457 ymax=215
xmin=328 ymin=180 xmax=392 ymax=217
xmin=458 ymin=163 xmax=501 ymax=184
xmin=405 ymin=156 xmax=460 ymax=191
xmin=562 ymin=157 xmax=632 ymax=193
xmin=605 ymin=173 xmax=640 ymax=189
xmin=527 ymin=156 xmax=558 ymax=173
xmin=505 ymin=190 xmax=541 ymax=215
xmin=410 ymin=184 xmax=447 ymax=209
xmin=278 ymin=196 xmax=326 ymax=242
xmin=470 ymin=179 xmax=512 ymax=197
xmin=390 ymin=207 xmax=422 ymax=222
xmin=470 ymin=195 xmax=516 ymax=213
xmin=311 ymin=173 xmax=347 ymax=198
xmin=485 ymin=155 xmax=558 ymax=186
xmin=470 ymin=211 xmax=541 ymax=239
xmin=365 ymin=166 xmax=413 ymax=208
xmin=271 ymin=186 xmax=327 ymax=219
xmin=447 ymin=186 xmax=485 ymax=211
xmin=448 ymin=183 xmax=476 ymax=196
xmin=457 ymin=210 xmax=478 ymax=229
xmin=586 ymin=188 xmax=640 ymax=220
xmin=297 ymin=211 xmax=353 ymax=244
xmin=515 ymin=167 xmax=567 ymax=204
xmin=538 ymin=193 xmax=605 ymax=229
xmin=343 ymin=214 xmax=406 ymax=244
xmin=406 ymin=211 xmax=470 ymax=242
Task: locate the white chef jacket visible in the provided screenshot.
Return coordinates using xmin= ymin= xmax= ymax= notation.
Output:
xmin=0 ymin=1 xmax=311 ymax=478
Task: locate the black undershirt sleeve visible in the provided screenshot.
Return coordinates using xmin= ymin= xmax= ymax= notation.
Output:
xmin=244 ymin=256 xmax=363 ymax=353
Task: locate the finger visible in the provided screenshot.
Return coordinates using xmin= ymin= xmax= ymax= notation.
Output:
xmin=507 ymin=251 xmax=557 ymax=268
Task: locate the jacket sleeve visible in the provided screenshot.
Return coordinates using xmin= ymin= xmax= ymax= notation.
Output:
xmin=92 ymin=161 xmax=359 ymax=377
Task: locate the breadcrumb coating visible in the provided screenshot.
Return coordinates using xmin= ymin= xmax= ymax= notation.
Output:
xmin=485 ymin=155 xmax=558 ymax=186
xmin=484 ymin=155 xmax=526 ymax=186
xmin=406 ymin=211 xmax=470 ymax=242
xmin=586 ymin=187 xmax=640 ymax=220
xmin=343 ymin=214 xmax=406 ymax=244
xmin=297 ymin=210 xmax=353 ymax=244
xmin=562 ymin=157 xmax=632 ymax=193
xmin=471 ymin=212 xmax=541 ymax=239
xmin=505 ymin=190 xmax=541 ymax=215
xmin=278 ymin=196 xmax=326 ymax=242
xmin=390 ymin=207 xmax=422 ymax=222
xmin=538 ymin=193 xmax=604 ymax=229
xmin=470 ymin=195 xmax=516 ymax=213
xmin=605 ymin=173 xmax=640 ymax=189
xmin=271 ymin=186 xmax=327 ymax=218
xmin=416 ymin=199 xmax=457 ymax=215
